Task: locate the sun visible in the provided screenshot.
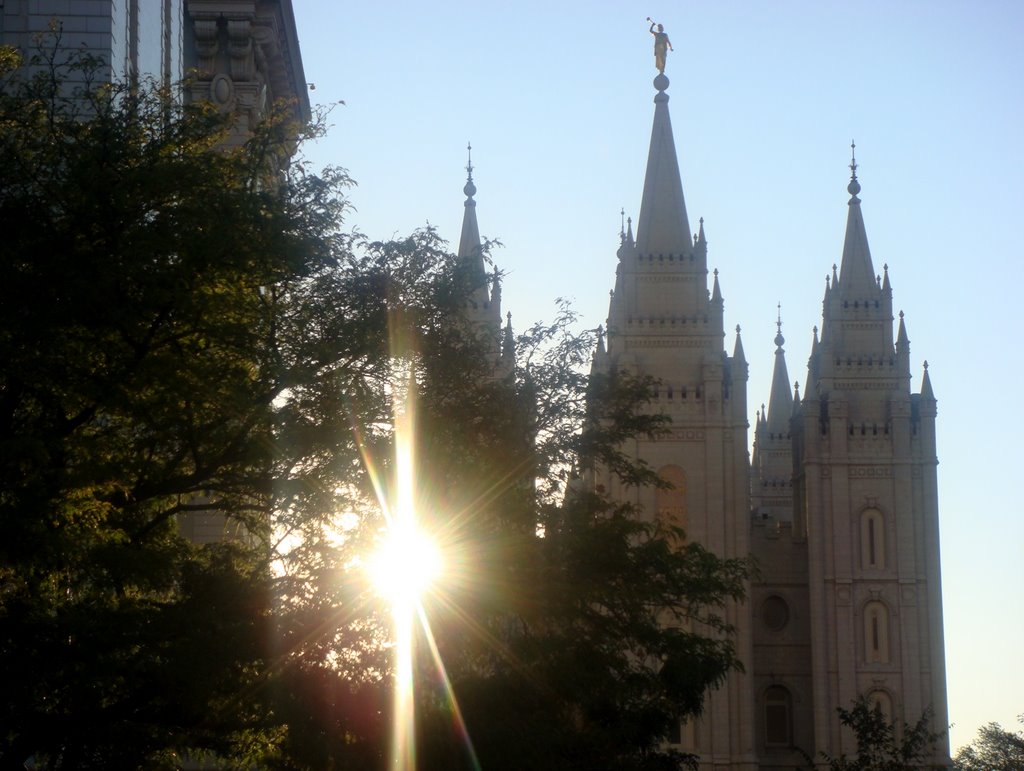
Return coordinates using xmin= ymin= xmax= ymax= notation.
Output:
xmin=368 ymin=524 xmax=442 ymax=608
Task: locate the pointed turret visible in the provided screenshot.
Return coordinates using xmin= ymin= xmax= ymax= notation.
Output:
xmin=634 ymin=74 xmax=692 ymax=257
xmin=837 ymin=142 xmax=880 ymax=300
xmin=500 ymin=311 xmax=516 ymax=370
xmin=712 ymin=268 xmax=723 ymax=304
xmin=766 ymin=308 xmax=793 ymax=436
xmin=920 ymin=360 xmax=935 ymax=401
xmin=457 ymin=143 xmax=490 ymax=308
xmin=732 ymin=323 xmax=746 ymax=365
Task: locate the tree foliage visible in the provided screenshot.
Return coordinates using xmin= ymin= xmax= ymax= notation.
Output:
xmin=0 ymin=53 xmax=749 ymax=770
xmin=954 ymin=716 xmax=1024 ymax=771
xmin=805 ymin=698 xmax=945 ymax=771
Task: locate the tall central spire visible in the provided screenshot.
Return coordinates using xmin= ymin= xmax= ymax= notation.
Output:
xmin=766 ymin=306 xmax=793 ymax=435
xmin=634 ymin=74 xmax=692 ymax=257
xmin=837 ymin=140 xmax=879 ymax=300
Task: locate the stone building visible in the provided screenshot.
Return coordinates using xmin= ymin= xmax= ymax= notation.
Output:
xmin=587 ymin=70 xmax=948 ymax=769
xmin=1 ymin=0 xmax=308 ymax=543
xmin=0 ymin=0 xmax=309 ymax=141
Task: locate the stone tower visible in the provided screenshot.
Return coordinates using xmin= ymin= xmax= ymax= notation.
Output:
xmin=454 ymin=146 xmax=514 ymax=372
xmin=591 ymin=71 xmax=758 ymax=770
xmin=790 ymin=151 xmax=948 ymax=765
xmin=591 ymin=70 xmax=948 ymax=767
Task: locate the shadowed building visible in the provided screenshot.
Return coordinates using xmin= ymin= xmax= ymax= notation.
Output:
xmin=1 ymin=1 xmax=309 ymax=545
xmin=589 ymin=70 xmax=948 ymax=769
xmin=0 ymin=0 xmax=309 ymax=140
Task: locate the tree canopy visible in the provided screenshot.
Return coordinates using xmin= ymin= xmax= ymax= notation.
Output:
xmin=804 ymin=698 xmax=946 ymax=771
xmin=954 ymin=716 xmax=1024 ymax=771
xmin=0 ymin=52 xmax=748 ymax=770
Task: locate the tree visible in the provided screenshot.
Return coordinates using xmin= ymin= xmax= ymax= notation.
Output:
xmin=804 ymin=698 xmax=945 ymax=771
xmin=0 ymin=48 xmax=360 ymax=768
xmin=954 ymin=716 xmax=1024 ymax=771
xmin=0 ymin=49 xmax=749 ymax=769
xmin=404 ymin=306 xmax=750 ymax=771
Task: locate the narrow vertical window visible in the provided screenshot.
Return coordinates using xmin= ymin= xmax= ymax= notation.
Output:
xmin=656 ymin=466 xmax=687 ymax=548
xmin=860 ymin=508 xmax=886 ymax=570
xmin=864 ymin=601 xmax=890 ymax=663
xmin=764 ymin=686 xmax=792 ymax=746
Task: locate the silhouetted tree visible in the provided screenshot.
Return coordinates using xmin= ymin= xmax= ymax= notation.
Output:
xmin=803 ymin=697 xmax=945 ymax=771
xmin=0 ymin=48 xmax=748 ymax=770
xmin=954 ymin=716 xmax=1024 ymax=771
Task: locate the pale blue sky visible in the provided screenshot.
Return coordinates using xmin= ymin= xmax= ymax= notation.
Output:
xmin=292 ymin=0 xmax=1024 ymax=753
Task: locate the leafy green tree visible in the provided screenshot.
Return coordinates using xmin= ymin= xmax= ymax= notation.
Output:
xmin=0 ymin=49 xmax=749 ymax=770
xmin=954 ymin=716 xmax=1024 ymax=771
xmin=804 ymin=697 xmax=945 ymax=771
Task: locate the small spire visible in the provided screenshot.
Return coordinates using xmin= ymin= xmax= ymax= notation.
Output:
xmin=882 ymin=263 xmax=891 ymax=293
xmin=596 ymin=324 xmax=606 ymax=355
xmin=463 ymin=142 xmax=477 ymax=201
xmin=711 ymin=268 xmax=722 ymax=303
xmin=620 ymin=208 xmax=626 ymax=240
xmin=766 ymin=314 xmax=793 ymax=434
xmin=848 ymin=139 xmax=862 ymax=200
xmin=501 ymin=310 xmax=516 ymax=362
xmin=921 ymin=360 xmax=935 ymax=401
xmin=896 ymin=310 xmax=910 ymax=368
xmin=696 ymin=216 xmax=707 ymax=248
xmin=626 ymin=216 xmax=634 ymax=244
xmin=733 ymin=324 xmax=746 ymax=365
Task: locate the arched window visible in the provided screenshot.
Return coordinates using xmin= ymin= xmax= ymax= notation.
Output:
xmin=864 ymin=601 xmax=890 ymax=663
xmin=867 ymin=690 xmax=894 ymax=722
xmin=764 ymin=685 xmax=792 ymax=746
xmin=656 ymin=465 xmax=687 ymax=547
xmin=860 ymin=508 xmax=886 ymax=570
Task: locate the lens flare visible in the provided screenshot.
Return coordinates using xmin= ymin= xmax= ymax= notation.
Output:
xmin=369 ymin=525 xmax=441 ymax=607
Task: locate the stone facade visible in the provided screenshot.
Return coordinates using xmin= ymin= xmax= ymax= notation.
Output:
xmin=591 ymin=73 xmax=948 ymax=769
xmin=0 ymin=0 xmax=308 ymax=135
xmin=1 ymin=0 xmax=309 ymax=545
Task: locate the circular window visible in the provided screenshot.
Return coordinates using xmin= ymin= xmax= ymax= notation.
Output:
xmin=762 ymin=595 xmax=790 ymax=631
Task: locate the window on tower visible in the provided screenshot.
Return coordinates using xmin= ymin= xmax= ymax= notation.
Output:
xmin=867 ymin=689 xmax=894 ymax=722
xmin=864 ymin=601 xmax=890 ymax=663
xmin=860 ymin=508 xmax=886 ymax=570
xmin=764 ymin=685 xmax=792 ymax=746
xmin=656 ymin=465 xmax=687 ymax=548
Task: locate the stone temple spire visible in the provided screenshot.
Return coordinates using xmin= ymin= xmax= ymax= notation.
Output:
xmin=766 ymin=305 xmax=793 ymax=435
xmin=837 ymin=141 xmax=880 ymax=301
xmin=457 ymin=142 xmax=490 ymax=308
xmin=634 ymin=72 xmax=692 ymax=258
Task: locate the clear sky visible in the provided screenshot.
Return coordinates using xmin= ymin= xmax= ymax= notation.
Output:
xmin=291 ymin=0 xmax=1024 ymax=753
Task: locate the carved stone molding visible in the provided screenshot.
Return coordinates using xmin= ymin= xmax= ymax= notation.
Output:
xmin=849 ymin=467 xmax=893 ymax=478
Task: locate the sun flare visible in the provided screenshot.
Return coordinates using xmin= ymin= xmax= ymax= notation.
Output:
xmin=368 ymin=525 xmax=442 ymax=608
